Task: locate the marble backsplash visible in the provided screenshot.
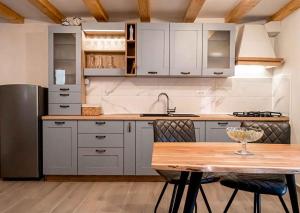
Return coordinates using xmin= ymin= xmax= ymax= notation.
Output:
xmin=85 ymin=77 xmax=274 ymax=114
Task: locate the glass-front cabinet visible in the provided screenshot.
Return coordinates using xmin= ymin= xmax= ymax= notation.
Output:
xmin=48 ymin=26 xmax=81 ymax=115
xmin=48 ymin=26 xmax=81 ymax=91
xmin=202 ymin=23 xmax=235 ymax=77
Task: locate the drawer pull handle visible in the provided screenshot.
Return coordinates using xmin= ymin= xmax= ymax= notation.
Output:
xmin=95 ymin=149 xmax=106 ymax=153
xmin=54 ymin=121 xmax=65 ymax=125
xmin=128 ymin=122 xmax=132 ymax=132
xmin=59 ymin=88 xmax=70 ymax=91
xmin=59 ymin=94 xmax=70 ymax=97
xmin=95 ymin=121 xmax=106 ymax=125
xmin=218 ymin=122 xmax=228 ymax=125
xmin=148 ymin=71 xmax=157 ymax=75
xmin=95 ymin=135 xmax=106 ymax=139
xmin=213 ymin=72 xmax=224 ymax=75
xmin=181 ymin=72 xmax=190 ymax=75
xmin=148 ymin=122 xmax=153 ymax=125
xmin=59 ymin=105 xmax=70 ymax=108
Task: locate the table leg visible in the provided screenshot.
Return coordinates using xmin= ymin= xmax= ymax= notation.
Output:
xmin=171 ymin=171 xmax=189 ymax=213
xmin=286 ymin=174 xmax=299 ymax=213
xmin=183 ymin=172 xmax=203 ymax=213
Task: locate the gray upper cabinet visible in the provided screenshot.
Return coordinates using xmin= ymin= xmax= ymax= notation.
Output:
xmin=137 ymin=23 xmax=170 ymax=76
xmin=202 ymin=23 xmax=235 ymax=77
xmin=170 ymin=23 xmax=203 ymax=77
xmin=48 ymin=26 xmax=81 ymax=92
xmin=43 ymin=121 xmax=77 ymax=175
xmin=135 ymin=121 xmax=158 ymax=175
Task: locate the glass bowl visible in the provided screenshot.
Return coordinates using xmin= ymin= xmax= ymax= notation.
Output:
xmin=226 ymin=127 xmax=264 ymax=155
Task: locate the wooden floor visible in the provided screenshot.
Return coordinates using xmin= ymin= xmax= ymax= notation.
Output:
xmin=0 ymin=180 xmax=297 ymax=213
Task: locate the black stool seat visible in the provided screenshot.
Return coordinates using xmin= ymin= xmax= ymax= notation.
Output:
xmin=220 ymin=173 xmax=287 ymax=196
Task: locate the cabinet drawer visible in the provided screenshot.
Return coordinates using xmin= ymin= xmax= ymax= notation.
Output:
xmin=78 ymin=148 xmax=123 ymax=175
xmin=78 ymin=121 xmax=123 ymax=134
xmin=49 ymin=104 xmax=81 ymax=115
xmin=78 ymin=134 xmax=123 ymax=148
xmin=49 ymin=92 xmax=81 ymax=104
xmin=206 ymin=121 xmax=240 ymax=129
xmin=49 ymin=85 xmax=81 ymax=92
xmin=206 ymin=121 xmax=240 ymax=142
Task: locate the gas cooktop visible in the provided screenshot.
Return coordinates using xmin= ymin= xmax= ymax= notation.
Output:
xmin=232 ymin=111 xmax=282 ymax=117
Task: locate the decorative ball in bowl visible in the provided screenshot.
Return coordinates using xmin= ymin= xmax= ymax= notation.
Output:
xmin=226 ymin=127 xmax=264 ymax=155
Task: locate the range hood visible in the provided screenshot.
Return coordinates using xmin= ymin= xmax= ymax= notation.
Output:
xmin=236 ymin=24 xmax=284 ymax=67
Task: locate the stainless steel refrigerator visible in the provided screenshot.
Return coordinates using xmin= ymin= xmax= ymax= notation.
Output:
xmin=0 ymin=84 xmax=47 ymax=179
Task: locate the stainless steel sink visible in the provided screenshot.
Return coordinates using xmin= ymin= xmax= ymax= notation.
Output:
xmin=140 ymin=113 xmax=200 ymax=117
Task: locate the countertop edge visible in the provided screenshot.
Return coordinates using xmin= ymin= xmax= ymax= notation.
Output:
xmin=41 ymin=114 xmax=289 ymax=122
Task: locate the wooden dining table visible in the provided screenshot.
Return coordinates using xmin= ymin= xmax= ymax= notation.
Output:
xmin=152 ymin=142 xmax=300 ymax=213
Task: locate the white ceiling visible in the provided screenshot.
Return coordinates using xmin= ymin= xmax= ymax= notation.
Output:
xmin=0 ymin=0 xmax=292 ymax=23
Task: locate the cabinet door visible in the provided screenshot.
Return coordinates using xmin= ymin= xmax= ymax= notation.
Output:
xmin=48 ymin=26 xmax=81 ymax=92
xmin=206 ymin=121 xmax=240 ymax=142
xmin=136 ymin=121 xmax=158 ymax=175
xmin=43 ymin=121 xmax=77 ymax=175
xmin=170 ymin=23 xmax=202 ymax=76
xmin=194 ymin=121 xmax=205 ymax=141
xmin=137 ymin=23 xmax=169 ymax=76
xmin=124 ymin=121 xmax=136 ymax=175
xmin=202 ymin=24 xmax=235 ymax=77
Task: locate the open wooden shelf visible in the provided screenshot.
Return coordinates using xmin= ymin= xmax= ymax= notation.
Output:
xmin=125 ymin=23 xmax=137 ymax=76
xmin=236 ymin=57 xmax=285 ymax=67
xmin=84 ymin=68 xmax=125 ymax=76
xmin=84 ymin=50 xmax=125 ymax=53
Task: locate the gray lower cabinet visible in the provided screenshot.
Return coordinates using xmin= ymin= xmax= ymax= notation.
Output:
xmin=135 ymin=121 xmax=158 ymax=175
xmin=135 ymin=121 xmax=206 ymax=176
xmin=77 ymin=120 xmax=124 ymax=175
xmin=43 ymin=121 xmax=77 ymax=175
xmin=206 ymin=121 xmax=241 ymax=142
xmin=124 ymin=121 xmax=136 ymax=175
xmin=78 ymin=148 xmax=123 ymax=175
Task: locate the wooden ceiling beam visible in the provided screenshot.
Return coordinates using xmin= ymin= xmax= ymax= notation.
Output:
xmin=269 ymin=0 xmax=300 ymax=22
xmin=0 ymin=2 xmax=24 ymax=24
xmin=225 ymin=0 xmax=262 ymax=23
xmin=184 ymin=0 xmax=206 ymax=23
xmin=28 ymin=0 xmax=65 ymax=24
xmin=82 ymin=0 xmax=108 ymax=22
xmin=138 ymin=0 xmax=150 ymax=22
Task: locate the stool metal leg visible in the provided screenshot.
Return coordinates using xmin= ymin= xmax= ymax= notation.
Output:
xmin=169 ymin=184 xmax=178 ymax=213
xmin=199 ymin=185 xmax=212 ymax=213
xmin=254 ymin=193 xmax=257 ymax=213
xmin=255 ymin=193 xmax=261 ymax=213
xmin=154 ymin=182 xmax=168 ymax=213
xmin=224 ymin=189 xmax=238 ymax=213
xmin=278 ymin=196 xmax=290 ymax=213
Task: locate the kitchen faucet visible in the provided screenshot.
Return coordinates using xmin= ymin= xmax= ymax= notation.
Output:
xmin=158 ymin=92 xmax=176 ymax=115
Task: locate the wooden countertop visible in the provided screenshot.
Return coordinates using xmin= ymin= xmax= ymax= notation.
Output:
xmin=42 ymin=114 xmax=289 ymax=121
xmin=152 ymin=143 xmax=300 ymax=174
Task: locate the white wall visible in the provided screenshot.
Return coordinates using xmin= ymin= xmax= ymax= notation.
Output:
xmin=275 ymin=9 xmax=300 ymax=144
xmin=0 ymin=20 xmax=49 ymax=87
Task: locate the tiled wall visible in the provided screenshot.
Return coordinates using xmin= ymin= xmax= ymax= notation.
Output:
xmin=85 ymin=77 xmax=273 ymax=114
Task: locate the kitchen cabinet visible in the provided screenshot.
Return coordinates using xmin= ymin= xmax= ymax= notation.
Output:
xmin=43 ymin=121 xmax=77 ymax=175
xmin=202 ymin=23 xmax=235 ymax=77
xmin=124 ymin=121 xmax=136 ymax=175
xmin=77 ymin=121 xmax=124 ymax=175
xmin=206 ymin=121 xmax=241 ymax=142
xmin=136 ymin=121 xmax=158 ymax=175
xmin=170 ymin=23 xmax=203 ymax=76
xmin=135 ymin=121 xmax=205 ymax=175
xmin=48 ymin=26 xmax=82 ymax=115
xmin=137 ymin=23 xmax=170 ymax=76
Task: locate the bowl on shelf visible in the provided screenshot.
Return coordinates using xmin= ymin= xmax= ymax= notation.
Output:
xmin=226 ymin=127 xmax=264 ymax=155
